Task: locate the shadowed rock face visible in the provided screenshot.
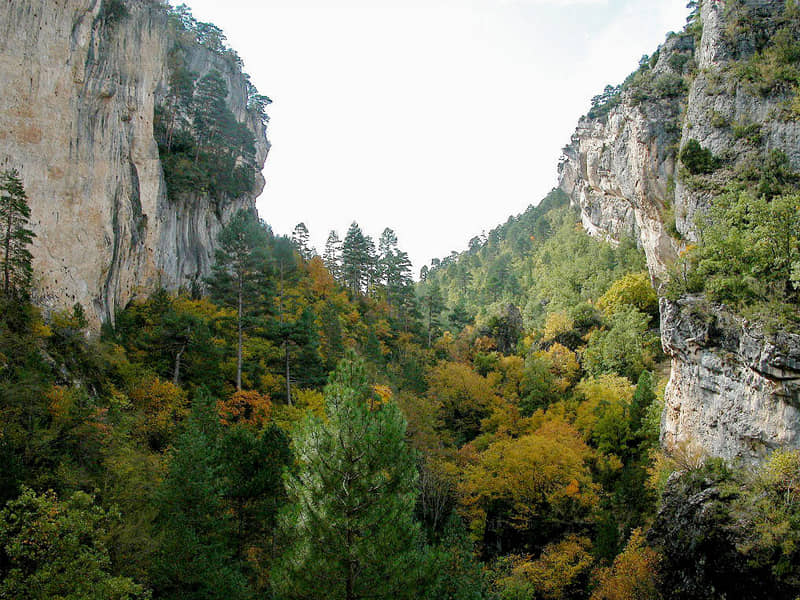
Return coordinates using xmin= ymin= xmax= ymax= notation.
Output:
xmin=559 ymin=0 xmax=800 ymax=462
xmin=0 ymin=0 xmax=268 ymax=325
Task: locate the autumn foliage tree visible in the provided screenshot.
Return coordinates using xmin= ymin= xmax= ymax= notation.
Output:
xmin=591 ymin=529 xmax=661 ymax=600
xmin=459 ymin=419 xmax=599 ymax=555
xmin=428 ymin=361 xmax=499 ymax=445
xmin=0 ymin=488 xmax=148 ymax=599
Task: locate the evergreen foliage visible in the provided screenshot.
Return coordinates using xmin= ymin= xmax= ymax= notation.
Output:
xmin=272 ymin=351 xmax=424 ymax=600
xmin=670 ymin=190 xmax=800 ymax=328
xmin=0 ymin=170 xmax=35 ymax=299
xmin=679 ymin=139 xmax=719 ymax=175
xmin=155 ymin=4 xmax=266 ymax=201
xmin=207 ymin=209 xmax=273 ymax=390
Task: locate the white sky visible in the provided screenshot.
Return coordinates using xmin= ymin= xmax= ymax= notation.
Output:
xmin=177 ymin=0 xmax=689 ymax=273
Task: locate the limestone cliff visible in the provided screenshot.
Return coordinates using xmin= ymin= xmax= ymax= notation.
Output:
xmin=559 ymin=0 xmax=800 ymax=462
xmin=0 ymin=0 xmax=269 ymax=325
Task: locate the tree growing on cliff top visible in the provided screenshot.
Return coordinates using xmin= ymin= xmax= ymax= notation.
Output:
xmin=0 ymin=169 xmax=35 ymax=299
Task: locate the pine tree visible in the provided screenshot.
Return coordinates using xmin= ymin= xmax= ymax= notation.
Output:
xmin=419 ymin=265 xmax=429 ymax=282
xmin=342 ymin=222 xmax=373 ymax=295
xmin=421 ymin=281 xmax=445 ymax=347
xmin=291 ymin=222 xmax=312 ymax=260
xmin=377 ymin=228 xmax=413 ymax=303
xmin=206 ymin=209 xmax=272 ymax=391
xmin=152 ymin=391 xmax=250 ymax=599
xmin=363 ymin=233 xmax=379 ymax=294
xmin=0 ymin=169 xmax=35 ymax=299
xmin=193 ymin=70 xmax=229 ymax=161
xmin=272 ymin=351 xmax=424 ymax=600
xmin=218 ymin=423 xmax=292 ymax=560
xmin=271 ymin=235 xmax=300 ymax=404
xmin=323 ymin=230 xmax=342 ymax=281
xmin=377 ymin=227 xmax=399 ymax=290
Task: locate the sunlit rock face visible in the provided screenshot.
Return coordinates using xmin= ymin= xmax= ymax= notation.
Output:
xmin=660 ymin=297 xmax=800 ymax=462
xmin=0 ymin=0 xmax=268 ymax=325
xmin=559 ymin=0 xmax=800 ymax=462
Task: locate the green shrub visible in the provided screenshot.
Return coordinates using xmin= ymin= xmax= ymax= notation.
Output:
xmin=99 ymin=0 xmax=129 ymax=26
xmin=668 ymin=52 xmax=691 ymax=73
xmin=731 ymin=121 xmax=763 ymax=144
xmin=653 ymin=72 xmax=688 ymax=98
xmin=675 ymin=191 xmax=800 ymax=323
xmin=679 ymin=139 xmax=719 ymax=174
xmin=709 ymin=110 xmax=729 ymax=129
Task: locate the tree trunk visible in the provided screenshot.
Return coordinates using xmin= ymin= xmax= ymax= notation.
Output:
xmin=285 ymin=340 xmax=292 ymax=406
xmin=279 ymin=260 xmax=292 ymax=405
xmin=173 ymin=345 xmax=185 ymax=386
xmin=237 ymin=276 xmax=243 ymax=391
xmin=3 ymin=207 xmax=11 ymax=295
xmin=346 ymin=529 xmax=356 ymax=600
xmin=166 ymin=110 xmax=176 ymax=152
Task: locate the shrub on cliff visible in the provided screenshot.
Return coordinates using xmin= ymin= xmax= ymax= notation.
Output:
xmin=679 ymin=139 xmax=718 ymax=175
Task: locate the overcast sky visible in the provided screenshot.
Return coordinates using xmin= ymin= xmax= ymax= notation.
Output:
xmin=177 ymin=0 xmax=689 ymax=273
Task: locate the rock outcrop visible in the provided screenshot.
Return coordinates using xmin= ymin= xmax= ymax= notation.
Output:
xmin=559 ymin=0 xmax=800 ymax=461
xmin=661 ymin=296 xmax=800 ymax=460
xmin=0 ymin=0 xmax=268 ymax=325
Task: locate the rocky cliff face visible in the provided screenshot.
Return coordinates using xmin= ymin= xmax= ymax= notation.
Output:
xmin=0 ymin=0 xmax=268 ymax=325
xmin=559 ymin=0 xmax=800 ymax=462
xmin=660 ymin=296 xmax=800 ymax=459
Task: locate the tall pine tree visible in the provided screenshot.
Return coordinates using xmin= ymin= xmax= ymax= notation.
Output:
xmin=206 ymin=209 xmax=272 ymax=391
xmin=0 ymin=169 xmax=35 ymax=299
xmin=272 ymin=351 xmax=424 ymax=600
xmin=341 ymin=222 xmax=374 ymax=296
xmin=291 ymin=222 xmax=312 ymax=260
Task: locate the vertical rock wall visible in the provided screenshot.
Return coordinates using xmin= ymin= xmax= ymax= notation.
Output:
xmin=559 ymin=0 xmax=800 ymax=462
xmin=0 ymin=0 xmax=268 ymax=325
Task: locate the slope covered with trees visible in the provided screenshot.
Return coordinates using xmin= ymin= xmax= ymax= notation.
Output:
xmin=5 ymin=164 xmax=796 ymax=597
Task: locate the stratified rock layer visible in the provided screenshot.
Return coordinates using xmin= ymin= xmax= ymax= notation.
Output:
xmin=0 ymin=0 xmax=268 ymax=324
xmin=560 ymin=0 xmax=800 ymax=461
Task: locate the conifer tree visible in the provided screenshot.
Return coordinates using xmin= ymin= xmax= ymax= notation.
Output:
xmin=323 ymin=230 xmax=342 ymax=281
xmin=421 ymin=281 xmax=445 ymax=347
xmin=0 ymin=169 xmax=35 ymax=299
xmin=341 ymin=222 xmax=374 ymax=295
xmin=152 ymin=390 xmax=249 ymax=599
xmin=377 ymin=227 xmax=413 ymax=305
xmin=207 ymin=209 xmax=272 ymax=390
xmin=271 ymin=235 xmax=300 ymax=404
xmin=291 ymin=222 xmax=312 ymax=260
xmin=193 ymin=70 xmax=229 ymax=161
xmin=273 ymin=351 xmax=423 ymax=600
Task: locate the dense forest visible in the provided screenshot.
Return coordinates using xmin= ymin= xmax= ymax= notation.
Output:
xmin=1 ymin=1 xmax=800 ymax=599
xmin=2 ymin=171 xmax=799 ymax=598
